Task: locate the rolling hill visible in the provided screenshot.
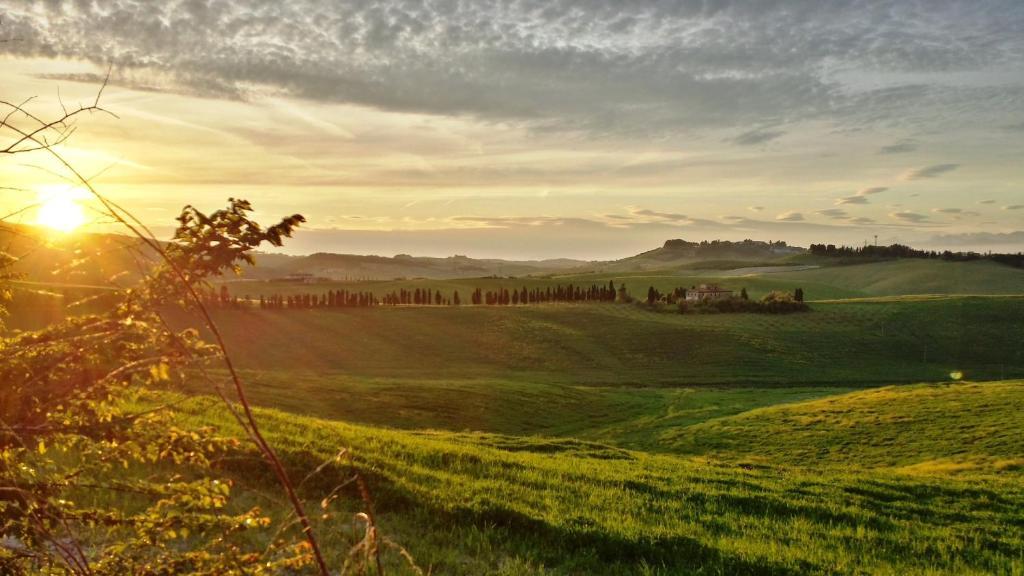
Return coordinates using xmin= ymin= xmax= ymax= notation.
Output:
xmin=136 ymin=380 xmax=1024 ymax=575
xmin=157 ymin=296 xmax=1024 ymax=462
xmin=667 ymin=381 xmax=1024 ymax=474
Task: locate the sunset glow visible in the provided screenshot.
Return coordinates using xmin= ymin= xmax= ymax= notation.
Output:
xmin=2 ymin=2 xmax=1022 ymax=258
xmin=35 ymin=188 xmax=87 ymax=233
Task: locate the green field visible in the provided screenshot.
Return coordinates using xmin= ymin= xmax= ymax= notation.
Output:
xmin=143 ymin=379 xmax=1024 ymax=575
xmin=191 ymin=296 xmax=1024 ymax=386
xmin=9 ymin=255 xmax=1024 ymax=573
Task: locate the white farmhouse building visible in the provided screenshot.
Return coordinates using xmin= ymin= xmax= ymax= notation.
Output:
xmin=685 ymin=284 xmax=734 ymax=301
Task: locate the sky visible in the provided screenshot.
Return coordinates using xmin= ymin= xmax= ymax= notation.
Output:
xmin=1 ymin=0 xmax=1023 ymax=260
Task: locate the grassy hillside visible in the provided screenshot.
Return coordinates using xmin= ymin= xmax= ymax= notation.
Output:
xmin=144 ymin=387 xmax=1024 ymax=575
xmin=192 ymin=373 xmax=853 ymax=452
xmin=668 ymin=381 xmax=1024 ymax=474
xmin=192 ymin=297 xmax=1024 ymax=386
xmin=765 ymin=259 xmax=1024 ymax=297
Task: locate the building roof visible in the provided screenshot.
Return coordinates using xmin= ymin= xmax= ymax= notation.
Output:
xmin=691 ymin=284 xmax=732 ymax=293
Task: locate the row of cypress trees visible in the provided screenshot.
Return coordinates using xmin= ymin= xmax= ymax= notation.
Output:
xmin=203 ymin=282 xmax=632 ymax=309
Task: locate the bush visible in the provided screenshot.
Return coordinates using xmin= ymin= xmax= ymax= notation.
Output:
xmin=678 ymin=295 xmax=809 ymax=315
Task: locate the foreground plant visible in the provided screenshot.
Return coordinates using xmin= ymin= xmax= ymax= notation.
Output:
xmin=0 ymin=197 xmax=322 ymax=573
xmin=0 ymin=82 xmax=413 ymax=574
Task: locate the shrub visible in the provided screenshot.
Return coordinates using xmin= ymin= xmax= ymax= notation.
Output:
xmin=678 ymin=295 xmax=809 ymax=315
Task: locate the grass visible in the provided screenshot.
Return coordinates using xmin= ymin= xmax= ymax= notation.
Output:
xmin=667 ymin=381 xmax=1024 ymax=474
xmin=185 ymin=372 xmax=853 ymax=452
xmin=764 ymin=259 xmax=1024 ymax=297
xmin=185 ymin=297 xmax=1024 ymax=388
xmin=11 ymin=256 xmax=1024 ymax=573
xmin=137 ymin=383 xmax=1024 ymax=575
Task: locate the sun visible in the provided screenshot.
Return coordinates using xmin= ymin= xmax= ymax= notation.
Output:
xmin=35 ymin=188 xmax=87 ymax=233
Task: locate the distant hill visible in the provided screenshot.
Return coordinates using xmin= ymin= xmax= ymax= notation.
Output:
xmin=594 ymin=239 xmax=804 ymax=272
xmin=6 ymin=224 xmax=1023 ymax=294
xmin=0 ymin=223 xmax=155 ymax=287
xmin=240 ymin=238 xmax=806 ymax=280
xmin=243 ymin=251 xmax=592 ymax=280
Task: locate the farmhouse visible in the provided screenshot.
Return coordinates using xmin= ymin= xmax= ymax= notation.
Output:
xmin=685 ymin=284 xmax=734 ymax=301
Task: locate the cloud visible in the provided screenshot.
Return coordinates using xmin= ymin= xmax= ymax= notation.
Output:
xmin=878 ymin=140 xmax=917 ymax=155
xmin=730 ymin=128 xmax=784 ymax=146
xmin=900 ymin=163 xmax=959 ymax=180
xmin=451 ymin=216 xmax=605 ymax=228
xmin=836 ymin=195 xmax=869 ymax=205
xmin=857 ymin=187 xmax=888 ymax=196
xmin=889 ymin=211 xmax=929 ymax=223
xmin=747 ymin=206 xmax=764 ymax=212
xmin=1004 ymin=205 xmax=1024 ymax=210
xmin=979 ymin=199 xmax=996 ymax=204
xmin=927 ymin=231 xmax=1024 ymax=247
xmin=4 ymin=2 xmax=1024 ymax=135
xmin=932 ymin=208 xmax=962 ymax=214
xmin=776 ymin=211 xmax=804 ymax=222
xmin=630 ymin=208 xmax=691 ymax=222
xmin=849 ymin=217 xmax=876 ymax=224
xmin=816 ymin=208 xmax=848 ymax=219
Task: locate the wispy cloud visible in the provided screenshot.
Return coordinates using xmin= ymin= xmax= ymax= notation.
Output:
xmin=631 ymin=208 xmax=692 ymax=222
xmin=816 ymin=208 xmax=848 ymax=219
xmin=878 ymin=140 xmax=917 ymax=155
xmin=889 ymin=211 xmax=929 ymax=223
xmin=730 ymin=128 xmax=785 ymax=146
xmin=857 ymin=187 xmax=888 ymax=196
xmin=451 ymin=216 xmax=605 ymax=228
xmin=901 ymin=163 xmax=959 ymax=180
xmin=928 ymin=230 xmax=1024 ymax=247
xmin=1004 ymin=205 xmax=1024 ymax=210
xmin=4 ymin=2 xmax=1023 ymax=136
xmin=776 ymin=211 xmax=804 ymax=222
xmin=836 ymin=195 xmax=869 ymax=205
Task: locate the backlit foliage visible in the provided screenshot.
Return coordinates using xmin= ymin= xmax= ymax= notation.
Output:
xmin=1 ymin=199 xmax=313 ymax=573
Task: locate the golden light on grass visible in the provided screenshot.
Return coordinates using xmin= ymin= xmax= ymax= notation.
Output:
xmin=35 ymin=187 xmax=87 ymax=233
xmin=949 ymin=371 xmax=964 ymax=381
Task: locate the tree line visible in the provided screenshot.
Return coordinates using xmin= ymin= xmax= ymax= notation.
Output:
xmin=809 ymin=242 xmax=1024 ymax=268
xmin=202 ymin=281 xmax=632 ymax=309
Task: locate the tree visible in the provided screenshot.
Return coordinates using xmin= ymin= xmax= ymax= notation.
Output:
xmin=616 ymin=283 xmax=631 ymax=303
xmin=740 ymin=287 xmax=749 ymax=300
xmin=0 ymin=83 xmax=427 ymax=574
xmin=794 ymin=287 xmax=804 ymax=302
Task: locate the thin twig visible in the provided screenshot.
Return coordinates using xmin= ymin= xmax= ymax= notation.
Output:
xmin=3 ymin=75 xmax=331 ymax=574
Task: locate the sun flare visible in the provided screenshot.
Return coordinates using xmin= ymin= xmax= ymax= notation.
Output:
xmin=35 ymin=189 xmax=87 ymax=233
